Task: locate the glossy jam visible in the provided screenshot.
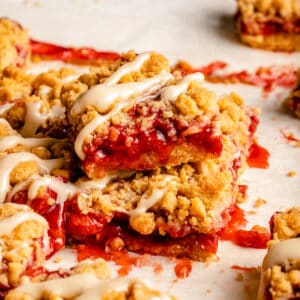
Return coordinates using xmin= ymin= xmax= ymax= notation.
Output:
xmin=174 ymin=60 xmax=297 ymax=94
xmin=10 ymin=187 xmax=68 ymax=255
xmin=240 ymin=17 xmax=300 ymax=35
xmin=247 ymin=142 xmax=270 ymax=169
xmin=173 ymin=60 xmax=227 ymax=76
xmin=231 ymin=265 xmax=257 ymax=272
xmin=231 ymin=229 xmax=270 ymax=249
xmin=76 ymin=243 xmax=149 ymax=276
xmin=221 ymin=205 xmax=270 ymax=249
xmin=174 ymin=259 xmax=192 ymax=279
xmin=30 ymin=39 xmax=120 ymax=64
xmin=84 ymin=103 xmax=222 ymax=175
xmin=280 ymin=129 xmax=300 ymax=143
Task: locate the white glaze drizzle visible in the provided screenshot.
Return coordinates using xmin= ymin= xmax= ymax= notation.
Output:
xmin=27 ymin=175 xmax=78 ymax=205
xmin=130 ymin=175 xmax=176 ymax=216
xmin=0 ymin=135 xmax=62 ymax=152
xmin=0 ymin=103 xmax=14 ymax=115
xmin=262 ymin=238 xmax=300 ymax=270
xmin=6 ymin=175 xmax=39 ymax=202
xmin=21 ymin=101 xmax=65 ymax=137
xmin=258 ymin=238 xmax=300 ymax=300
xmin=6 ymin=174 xmax=116 ymax=214
xmin=10 ymin=275 xmax=171 ymax=300
xmin=71 ymin=70 xmax=172 ymax=116
xmin=0 ymin=210 xmax=48 ymax=236
xmin=75 ymin=174 xmax=117 ymax=192
xmin=71 ymin=52 xmax=173 ymax=160
xmin=0 ymin=117 xmax=14 ymax=131
xmin=27 ymin=175 xmax=78 ymax=225
xmin=160 ymin=72 xmax=204 ymax=101
xmin=10 ymin=273 xmax=100 ymax=299
xmin=44 ymin=248 xmax=78 ymax=272
xmin=106 ymin=52 xmax=151 ymax=85
xmin=70 ymin=52 xmax=150 ymax=116
xmin=0 ymin=152 xmax=64 ymax=203
xmin=74 ymin=72 xmax=172 ymax=160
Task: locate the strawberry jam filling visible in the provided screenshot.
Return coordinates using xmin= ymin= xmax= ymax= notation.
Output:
xmin=10 ymin=186 xmax=68 ymax=255
xmin=239 ymin=16 xmax=300 ymax=35
xmin=30 ymin=39 xmax=120 ymax=64
xmin=83 ymin=103 xmax=222 ymax=175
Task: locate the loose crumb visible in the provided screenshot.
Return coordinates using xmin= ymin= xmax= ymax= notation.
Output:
xmin=248 ymin=210 xmax=256 ymax=215
xmin=287 ymin=170 xmax=296 ymax=177
xmin=251 ymin=225 xmax=269 ymax=233
xmin=235 ymin=272 xmax=244 ymax=282
xmin=254 ymin=198 xmax=267 ymax=208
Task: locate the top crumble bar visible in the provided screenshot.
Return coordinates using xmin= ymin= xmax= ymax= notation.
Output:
xmin=65 ymin=51 xmax=257 ymax=178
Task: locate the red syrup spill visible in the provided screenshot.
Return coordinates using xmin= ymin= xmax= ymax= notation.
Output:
xmin=173 ymin=61 xmax=297 ymax=94
xmin=76 ymin=244 xmax=149 ymax=276
xmin=247 ymin=142 xmax=270 ymax=169
xmin=220 ymin=205 xmax=270 ymax=249
xmin=231 ymin=265 xmax=257 ymax=272
xmin=30 ymin=39 xmax=120 ymax=64
xmin=280 ymin=129 xmax=300 ymax=143
xmin=238 ymin=184 xmax=248 ymax=199
xmin=153 ymin=263 xmax=163 ymax=275
xmin=174 ymin=259 xmax=192 ymax=279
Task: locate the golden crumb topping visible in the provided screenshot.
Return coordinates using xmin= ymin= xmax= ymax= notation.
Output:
xmin=0 ymin=18 xmax=30 ymax=70
xmin=238 ymin=0 xmax=300 ymax=19
xmin=272 ymin=207 xmax=300 ymax=240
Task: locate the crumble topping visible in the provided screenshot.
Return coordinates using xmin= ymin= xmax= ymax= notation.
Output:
xmin=0 ymin=203 xmax=49 ymax=288
xmin=238 ymin=0 xmax=300 ymax=20
xmin=259 ymin=207 xmax=300 ymax=299
xmin=271 ymin=207 xmax=300 ymax=241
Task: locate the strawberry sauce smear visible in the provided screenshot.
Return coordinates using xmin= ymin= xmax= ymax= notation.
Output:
xmin=83 ymin=104 xmax=222 ymax=176
xmin=239 ymin=18 xmax=300 ymax=35
xmin=280 ymin=129 xmax=300 ymax=143
xmin=173 ymin=61 xmax=297 ymax=94
xmin=247 ymin=142 xmax=270 ymax=169
xmin=30 ymin=39 xmax=120 ymax=65
xmin=174 ymin=259 xmax=192 ymax=279
xmin=10 ymin=186 xmax=69 ymax=256
xmin=220 ymin=205 xmax=270 ymax=249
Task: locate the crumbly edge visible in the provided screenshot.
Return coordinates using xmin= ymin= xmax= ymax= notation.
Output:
xmin=0 ymin=204 xmax=48 ymax=288
xmin=0 ymin=123 xmax=77 ymax=183
xmin=238 ymin=31 xmax=300 ymax=52
xmin=74 ymin=154 xmax=236 ymax=236
xmin=262 ymin=263 xmax=300 ymax=299
xmin=285 ymin=69 xmax=300 ymax=117
xmin=4 ymin=259 xmax=111 ymax=300
xmin=271 ymin=206 xmax=300 ymax=241
xmin=0 ymin=18 xmax=30 ymax=71
xmin=0 ymin=66 xmax=78 ymax=134
xmin=66 ymin=51 xmax=171 ymax=138
xmin=237 ymin=0 xmax=300 ymax=20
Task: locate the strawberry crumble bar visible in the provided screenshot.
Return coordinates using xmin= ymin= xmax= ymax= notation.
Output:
xmin=236 ymin=0 xmax=300 ymax=51
xmin=0 ymin=16 xmax=264 ymax=298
